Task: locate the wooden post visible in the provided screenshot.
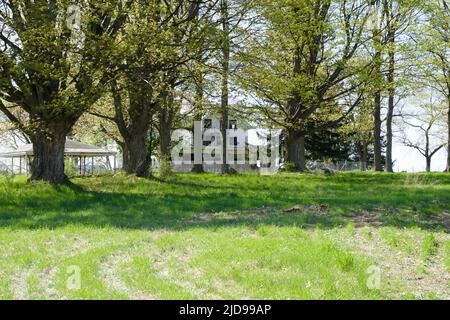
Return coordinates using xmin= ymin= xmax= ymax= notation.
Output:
xmin=92 ymin=157 xmax=94 ymax=175
xmin=19 ymin=157 xmax=22 ymax=174
xmin=26 ymin=156 xmax=30 ymax=175
xmin=113 ymin=155 xmax=117 ymax=172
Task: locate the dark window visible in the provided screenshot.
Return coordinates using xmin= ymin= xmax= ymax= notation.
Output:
xmin=204 ymin=119 xmax=212 ymax=129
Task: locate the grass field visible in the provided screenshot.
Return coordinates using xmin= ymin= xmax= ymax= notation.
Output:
xmin=0 ymin=172 xmax=449 ymax=300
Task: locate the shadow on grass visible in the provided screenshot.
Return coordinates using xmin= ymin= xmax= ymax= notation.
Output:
xmin=0 ymin=173 xmax=449 ymax=232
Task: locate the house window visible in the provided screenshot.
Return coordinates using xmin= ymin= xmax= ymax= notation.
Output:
xmin=229 ymin=120 xmax=237 ymax=129
xmin=204 ymin=119 xmax=212 ymax=129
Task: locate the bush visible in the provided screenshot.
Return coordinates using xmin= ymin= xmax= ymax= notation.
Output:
xmin=159 ymin=160 xmax=174 ymax=180
xmin=283 ymin=162 xmax=298 ymax=172
xmin=64 ymin=159 xmax=78 ymax=177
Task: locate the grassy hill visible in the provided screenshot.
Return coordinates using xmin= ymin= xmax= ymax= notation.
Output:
xmin=0 ymin=172 xmax=448 ymax=299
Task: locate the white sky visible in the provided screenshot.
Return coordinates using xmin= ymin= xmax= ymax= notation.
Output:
xmin=393 ymin=143 xmax=447 ymax=172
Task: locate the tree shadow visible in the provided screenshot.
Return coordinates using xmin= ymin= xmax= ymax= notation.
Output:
xmin=0 ymin=182 xmax=448 ymax=232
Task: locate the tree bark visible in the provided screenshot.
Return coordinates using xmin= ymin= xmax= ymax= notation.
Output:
xmin=426 ymin=156 xmax=431 ymax=173
xmin=113 ymin=83 xmax=152 ymax=178
xmin=123 ymin=133 xmax=149 ymax=177
xmin=425 ymin=130 xmax=431 ymax=172
xmin=159 ymin=121 xmax=171 ymax=163
xmin=386 ymin=98 xmax=394 ymax=172
xmin=372 ymin=3 xmax=383 ymax=172
xmin=385 ymin=0 xmax=396 ymax=173
xmin=191 ymin=5 xmax=205 ymax=174
xmin=29 ymin=129 xmax=67 ymax=184
xmin=373 ymin=91 xmax=383 ymax=172
xmin=117 ymin=142 xmax=128 ymax=171
xmin=385 ymin=47 xmax=395 ymax=172
xmin=192 ymin=67 xmax=205 ymax=173
xmin=158 ymin=94 xmax=173 ymax=163
xmin=155 ymin=78 xmax=177 ymax=173
xmin=285 ymin=129 xmax=306 ymax=171
xmin=220 ymin=0 xmax=231 ymax=175
xmin=446 ymin=95 xmax=450 ymax=172
xmin=359 ymin=142 xmax=368 ymax=171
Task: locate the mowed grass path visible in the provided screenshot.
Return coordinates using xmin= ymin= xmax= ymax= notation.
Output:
xmin=0 ymin=172 xmax=448 ymax=299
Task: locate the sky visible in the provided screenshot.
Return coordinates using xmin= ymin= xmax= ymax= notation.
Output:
xmin=393 ymin=143 xmax=447 ymax=172
xmin=391 ymin=92 xmax=448 ymax=172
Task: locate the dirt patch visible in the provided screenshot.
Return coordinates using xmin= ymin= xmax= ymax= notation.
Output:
xmin=430 ymin=212 xmax=450 ymax=232
xmin=193 ymin=211 xmax=241 ymax=223
xmin=352 ymin=211 xmax=384 ymax=228
xmin=195 ymin=207 xmax=275 ymax=221
xmin=284 ymin=204 xmax=329 ymax=214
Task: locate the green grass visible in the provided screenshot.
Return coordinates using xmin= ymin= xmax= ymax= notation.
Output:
xmin=0 ymin=172 xmax=449 ymax=299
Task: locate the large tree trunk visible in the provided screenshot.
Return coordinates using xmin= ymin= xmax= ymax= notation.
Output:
xmin=123 ymin=133 xmax=149 ymax=177
xmin=30 ymin=129 xmax=67 ymax=184
xmin=285 ymin=129 xmax=306 ymax=171
xmin=113 ymin=84 xmax=152 ymax=177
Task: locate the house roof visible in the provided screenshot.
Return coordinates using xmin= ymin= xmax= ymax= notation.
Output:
xmin=0 ymin=140 xmax=116 ymax=158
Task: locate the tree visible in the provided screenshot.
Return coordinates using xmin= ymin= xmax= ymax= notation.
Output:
xmin=400 ymin=95 xmax=447 ymax=172
xmin=415 ymin=0 xmax=450 ymax=171
xmin=90 ymin=1 xmax=211 ymax=177
xmin=383 ymin=0 xmax=417 ymax=172
xmin=240 ymin=0 xmax=372 ymax=170
xmin=343 ymin=93 xmax=374 ymax=170
xmin=0 ymin=1 xmax=130 ymax=183
xmin=219 ymin=0 xmax=231 ymax=174
xmin=214 ymin=0 xmax=255 ymax=174
xmin=369 ymin=0 xmax=385 ymax=171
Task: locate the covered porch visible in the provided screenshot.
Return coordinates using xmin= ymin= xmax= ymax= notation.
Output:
xmin=0 ymin=140 xmax=117 ymax=176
